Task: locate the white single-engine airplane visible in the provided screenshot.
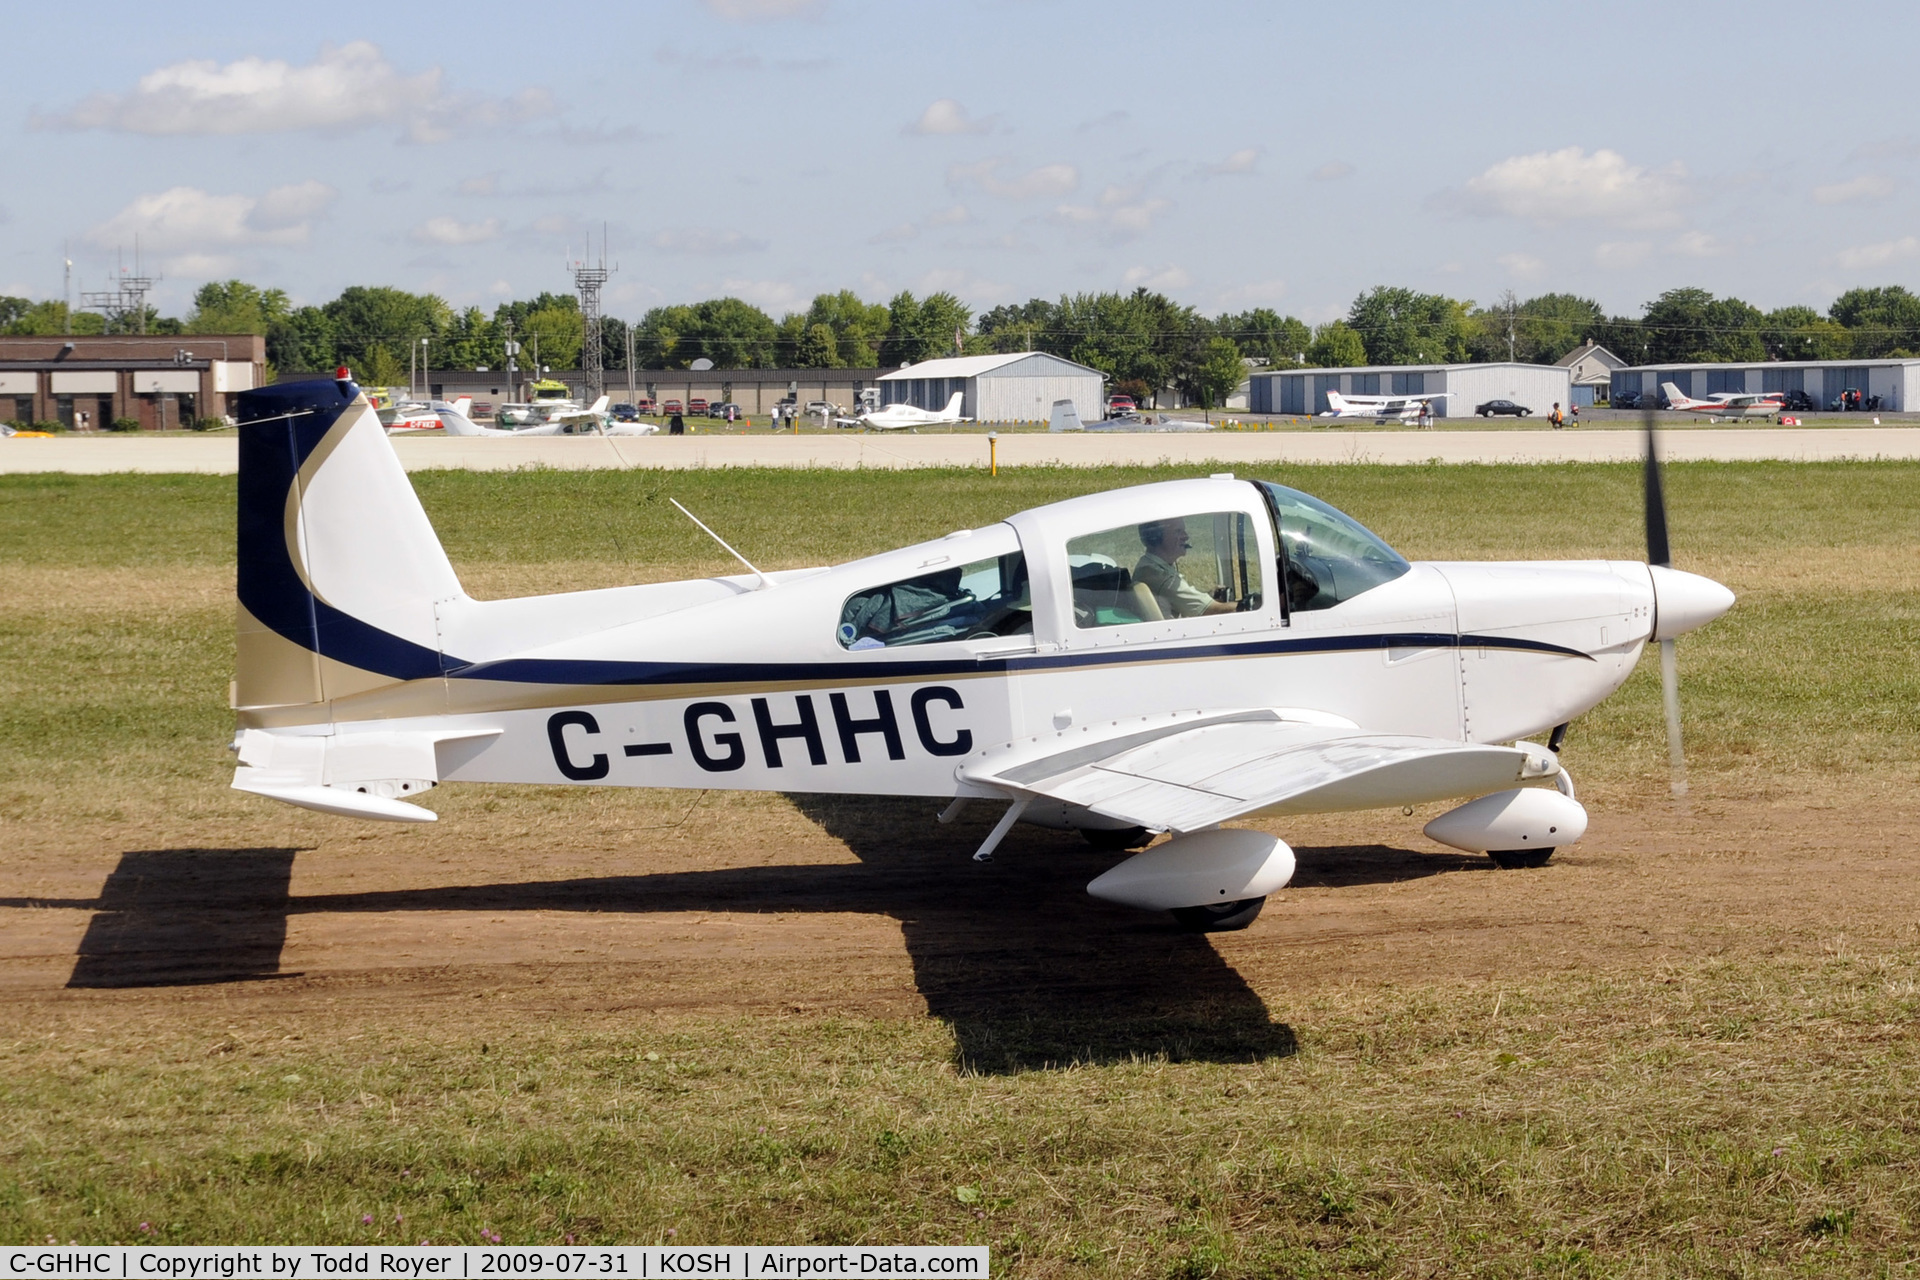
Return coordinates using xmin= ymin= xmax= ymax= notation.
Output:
xmin=1321 ymin=390 xmax=1450 ymax=423
xmin=422 ymin=393 xmax=656 ymax=437
xmin=1049 ymin=400 xmax=1216 ymax=433
xmin=839 ymin=391 xmax=968 ymax=431
xmin=227 ymin=372 xmax=1733 ymax=931
xmin=1660 ymin=382 xmax=1784 ymax=421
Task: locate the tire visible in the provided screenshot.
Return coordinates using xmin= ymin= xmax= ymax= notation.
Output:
xmin=1519 ymin=409 xmax=1531 ymax=417
xmin=1479 ymin=410 xmax=1490 ymax=418
xmin=1170 ymin=896 xmax=1266 ymax=931
xmin=1080 ymin=825 xmax=1152 ymax=851
xmin=1488 ymin=848 xmax=1554 ymax=869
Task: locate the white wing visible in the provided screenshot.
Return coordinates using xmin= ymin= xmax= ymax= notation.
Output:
xmin=960 ymin=709 xmax=1558 ymax=833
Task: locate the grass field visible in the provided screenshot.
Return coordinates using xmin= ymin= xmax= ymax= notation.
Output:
xmin=2 ymin=462 xmax=1918 ymax=1272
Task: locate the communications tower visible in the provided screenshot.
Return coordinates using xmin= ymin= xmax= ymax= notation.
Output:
xmin=571 ymin=228 xmax=614 ymax=399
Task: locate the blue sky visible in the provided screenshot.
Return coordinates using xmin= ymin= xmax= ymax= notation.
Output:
xmin=8 ymin=0 xmax=1918 ymax=323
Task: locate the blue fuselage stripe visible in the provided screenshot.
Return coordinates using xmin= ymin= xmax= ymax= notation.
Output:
xmin=447 ymin=631 xmax=1591 ymax=689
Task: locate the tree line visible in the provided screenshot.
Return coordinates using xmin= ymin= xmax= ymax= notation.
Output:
xmin=6 ymin=281 xmax=1920 ymax=407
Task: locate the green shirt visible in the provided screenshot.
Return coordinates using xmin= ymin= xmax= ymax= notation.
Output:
xmin=1134 ymin=550 xmax=1212 ymax=618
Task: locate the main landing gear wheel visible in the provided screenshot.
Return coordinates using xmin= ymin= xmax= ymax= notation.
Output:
xmin=1170 ymin=897 xmax=1267 ymax=932
xmin=1080 ymin=825 xmax=1152 ymax=851
xmin=1488 ymin=848 xmax=1555 ymax=869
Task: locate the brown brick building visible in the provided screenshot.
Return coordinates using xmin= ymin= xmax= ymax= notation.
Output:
xmin=0 ymin=334 xmax=267 ymax=429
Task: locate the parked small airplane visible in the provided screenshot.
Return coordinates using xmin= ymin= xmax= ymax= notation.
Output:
xmin=423 ymin=394 xmax=656 ymax=437
xmin=1660 ymin=382 xmax=1784 ymax=420
xmin=839 ymin=391 xmax=967 ymax=431
xmin=1049 ymin=400 xmax=1216 ymax=433
xmin=1321 ymin=390 xmax=1450 ymax=423
xmin=384 ymin=397 xmax=471 ymax=434
xmin=227 ymin=372 xmax=1732 ymax=931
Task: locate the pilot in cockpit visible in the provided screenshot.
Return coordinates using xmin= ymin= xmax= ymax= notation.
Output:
xmin=1134 ymin=518 xmax=1239 ymax=617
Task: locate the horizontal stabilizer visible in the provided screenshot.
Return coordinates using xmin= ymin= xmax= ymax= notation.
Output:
xmin=232 ymin=776 xmax=438 ymax=822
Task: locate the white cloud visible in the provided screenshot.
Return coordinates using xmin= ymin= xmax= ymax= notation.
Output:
xmin=655 ymin=228 xmax=768 ymax=255
xmin=947 ymin=158 xmax=1079 ymax=200
xmin=915 ymin=268 xmax=1007 ymax=302
xmin=40 ymin=41 xmax=553 ymax=143
xmin=1440 ymin=147 xmax=1691 ymax=228
xmin=703 ymin=0 xmax=824 ymax=20
xmin=1497 ymin=252 xmax=1548 ymax=280
xmin=411 ymin=216 xmax=503 ymax=246
xmin=1122 ymin=264 xmax=1191 ymax=291
xmin=1050 ymin=185 xmax=1169 ymax=240
xmin=1310 ymin=160 xmax=1354 ymax=181
xmin=1850 ymin=136 xmax=1920 ymax=162
xmin=907 ymin=99 xmax=992 ymax=136
xmin=1668 ymin=230 xmax=1731 ymax=258
xmin=719 ymin=278 xmax=804 ymax=310
xmin=1837 ymin=236 xmax=1920 ymax=270
xmin=1208 ymin=147 xmax=1262 ymax=176
xmin=1211 ymin=278 xmax=1289 ymax=309
xmin=1593 ymin=240 xmax=1651 ymax=269
xmin=870 ymin=204 xmax=973 ymax=244
xmin=458 ymin=175 xmax=498 ymax=197
xmin=1812 ymin=174 xmax=1894 ymax=205
xmin=85 ymin=182 xmax=337 ymax=255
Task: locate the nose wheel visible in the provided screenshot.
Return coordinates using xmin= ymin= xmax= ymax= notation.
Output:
xmin=1170 ymin=897 xmax=1267 ymax=931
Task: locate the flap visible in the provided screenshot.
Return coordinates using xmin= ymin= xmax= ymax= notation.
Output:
xmin=961 ymin=712 xmax=1556 ymax=834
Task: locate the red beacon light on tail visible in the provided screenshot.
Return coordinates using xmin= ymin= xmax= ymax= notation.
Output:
xmin=335 ymin=366 xmax=356 ymax=394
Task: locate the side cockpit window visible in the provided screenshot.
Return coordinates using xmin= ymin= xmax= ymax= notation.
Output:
xmin=838 ymin=552 xmax=1031 ymax=649
xmin=1066 ymin=512 xmax=1263 ymax=628
xmin=1256 ymin=482 xmax=1410 ymax=612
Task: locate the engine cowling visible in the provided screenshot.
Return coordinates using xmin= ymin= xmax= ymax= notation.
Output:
xmin=1086 ymin=828 xmax=1294 ymax=911
xmin=1423 ymin=787 xmax=1588 ymax=854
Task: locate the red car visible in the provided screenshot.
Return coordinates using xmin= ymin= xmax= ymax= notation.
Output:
xmin=688 ymin=398 xmax=709 ymax=416
xmin=1106 ymin=395 xmax=1137 ymax=415
xmin=663 ymin=399 xmax=684 ymax=415
xmin=634 ymin=397 xmax=656 ymax=415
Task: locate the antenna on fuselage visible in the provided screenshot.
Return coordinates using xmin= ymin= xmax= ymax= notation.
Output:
xmin=670 ymin=499 xmax=771 ymax=590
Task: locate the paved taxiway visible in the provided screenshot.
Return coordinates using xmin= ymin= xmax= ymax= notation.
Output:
xmin=4 ymin=427 xmax=1920 ymax=473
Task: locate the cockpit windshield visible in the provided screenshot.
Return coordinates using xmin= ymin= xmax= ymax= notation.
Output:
xmin=1256 ymin=482 xmax=1410 ymax=612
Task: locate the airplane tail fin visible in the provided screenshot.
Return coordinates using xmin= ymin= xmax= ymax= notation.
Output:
xmin=1049 ymin=398 xmax=1084 ymax=432
xmin=1324 ymin=390 xmax=1348 ymax=412
xmin=588 ymin=394 xmax=611 ymax=416
xmin=231 ymin=374 xmax=465 ymax=714
xmin=1660 ymin=382 xmax=1689 ymax=406
xmin=432 ymin=399 xmax=485 ymax=435
xmin=942 ymin=391 xmax=964 ymax=419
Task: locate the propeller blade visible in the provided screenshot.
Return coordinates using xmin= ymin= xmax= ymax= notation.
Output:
xmin=1646 ymin=406 xmax=1686 ymax=796
xmin=1643 ymin=407 xmax=1671 ymax=567
xmin=1660 ymin=637 xmax=1688 ymax=798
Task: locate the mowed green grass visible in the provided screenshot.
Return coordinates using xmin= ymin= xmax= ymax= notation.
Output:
xmin=1 ymin=463 xmax=1918 ymax=1270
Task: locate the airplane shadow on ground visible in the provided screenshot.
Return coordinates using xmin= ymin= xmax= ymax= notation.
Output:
xmin=23 ymin=803 xmax=1482 ymax=1073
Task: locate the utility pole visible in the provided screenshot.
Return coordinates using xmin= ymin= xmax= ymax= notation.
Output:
xmin=62 ymin=242 xmax=71 ymax=335
xmin=503 ymin=318 xmax=518 ymax=404
xmin=571 ymin=224 xmax=615 ymax=400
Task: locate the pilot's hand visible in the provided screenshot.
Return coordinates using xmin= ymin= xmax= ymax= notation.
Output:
xmin=1236 ymin=592 xmax=1261 ymax=612
xmin=1211 ymin=586 xmax=1230 ymax=601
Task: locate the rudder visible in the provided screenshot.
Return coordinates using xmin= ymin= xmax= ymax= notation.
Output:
xmin=232 ymin=373 xmax=466 ymax=715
